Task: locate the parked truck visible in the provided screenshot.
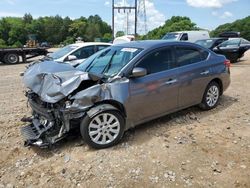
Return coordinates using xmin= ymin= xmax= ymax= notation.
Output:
xmin=0 ymin=47 xmax=48 ymax=64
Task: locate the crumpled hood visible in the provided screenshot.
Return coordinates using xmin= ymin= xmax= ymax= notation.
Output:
xmin=23 ymin=61 xmax=101 ymax=103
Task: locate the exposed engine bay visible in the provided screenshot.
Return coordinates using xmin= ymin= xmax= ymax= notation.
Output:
xmin=21 ymin=61 xmax=120 ymax=147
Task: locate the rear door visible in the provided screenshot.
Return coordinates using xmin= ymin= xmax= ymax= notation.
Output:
xmin=175 ymin=45 xmax=211 ymax=108
xmin=128 ymin=47 xmax=179 ymax=123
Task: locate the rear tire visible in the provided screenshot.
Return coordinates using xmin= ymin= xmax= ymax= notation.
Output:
xmin=4 ymin=53 xmax=19 ymax=64
xmin=199 ymin=81 xmax=220 ymax=110
xmin=80 ymin=109 xmax=125 ymax=149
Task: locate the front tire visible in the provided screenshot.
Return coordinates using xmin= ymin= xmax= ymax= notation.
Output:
xmin=199 ymin=81 xmax=220 ymax=110
xmin=80 ymin=110 xmax=125 ymax=149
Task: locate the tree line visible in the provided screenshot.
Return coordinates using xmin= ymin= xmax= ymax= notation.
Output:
xmin=0 ymin=13 xmax=112 ymax=48
xmin=0 ymin=14 xmax=249 ymax=48
xmin=140 ymin=15 xmax=250 ymax=41
xmin=210 ymin=16 xmax=250 ymax=40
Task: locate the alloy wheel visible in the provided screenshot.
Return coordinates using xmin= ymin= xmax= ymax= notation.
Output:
xmin=206 ymin=85 xmax=219 ymax=107
xmin=88 ymin=113 xmax=121 ymax=145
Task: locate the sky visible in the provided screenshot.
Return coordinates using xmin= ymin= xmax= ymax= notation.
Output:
xmin=0 ymin=0 xmax=249 ymax=33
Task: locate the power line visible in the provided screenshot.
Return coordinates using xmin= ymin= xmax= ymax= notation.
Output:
xmin=112 ymin=0 xmax=147 ymax=38
xmin=137 ymin=0 xmax=148 ymax=35
xmin=112 ymin=0 xmax=137 ymax=38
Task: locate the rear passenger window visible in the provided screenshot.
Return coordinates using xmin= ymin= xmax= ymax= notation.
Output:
xmin=136 ymin=48 xmax=175 ymax=74
xmin=176 ymin=46 xmax=206 ymax=66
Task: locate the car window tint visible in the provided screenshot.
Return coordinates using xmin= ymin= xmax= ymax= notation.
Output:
xmin=97 ymin=45 xmax=110 ymax=51
xmin=136 ymin=48 xmax=175 ymax=74
xmin=214 ymin=40 xmax=222 ymax=46
xmin=72 ymin=46 xmax=95 ymax=59
xmin=219 ymin=39 xmax=241 ymax=47
xmin=195 ymin=39 xmax=214 ymax=48
xmin=201 ymin=50 xmax=209 ymax=60
xmin=180 ymin=33 xmax=188 ymax=41
xmin=176 ymin=47 xmax=203 ymax=66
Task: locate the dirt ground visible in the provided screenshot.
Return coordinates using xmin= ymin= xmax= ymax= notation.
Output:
xmin=0 ymin=51 xmax=250 ymax=188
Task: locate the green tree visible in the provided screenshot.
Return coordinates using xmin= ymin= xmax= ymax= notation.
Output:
xmin=116 ymin=31 xmax=125 ymax=37
xmin=0 ymin=13 xmax=113 ymax=47
xmin=103 ymin=33 xmax=112 ymax=41
xmin=211 ymin=16 xmax=250 ymax=41
xmin=69 ymin=17 xmax=87 ymax=40
xmin=0 ymin=18 xmax=11 ymax=43
xmin=0 ymin=39 xmax=6 ymax=48
xmin=23 ymin=13 xmax=33 ymax=24
xmin=142 ymin=16 xmax=199 ymax=39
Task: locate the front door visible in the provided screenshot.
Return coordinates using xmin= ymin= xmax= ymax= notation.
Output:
xmin=127 ymin=47 xmax=179 ymax=124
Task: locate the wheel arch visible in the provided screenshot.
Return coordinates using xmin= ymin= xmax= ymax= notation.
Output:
xmin=87 ymin=100 xmax=127 ymax=119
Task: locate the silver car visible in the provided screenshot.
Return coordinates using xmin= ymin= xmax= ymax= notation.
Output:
xmin=21 ymin=40 xmax=230 ymax=148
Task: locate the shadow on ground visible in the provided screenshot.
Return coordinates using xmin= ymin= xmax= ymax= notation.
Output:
xmin=30 ymin=94 xmax=238 ymax=158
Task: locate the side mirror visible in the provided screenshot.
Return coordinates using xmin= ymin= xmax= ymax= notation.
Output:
xmin=131 ymin=67 xmax=147 ymax=78
xmin=66 ymin=55 xmax=77 ymax=61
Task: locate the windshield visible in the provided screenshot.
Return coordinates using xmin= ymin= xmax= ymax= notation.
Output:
xmin=162 ymin=33 xmax=180 ymax=41
xmin=49 ymin=45 xmax=78 ymax=60
xmin=195 ymin=39 xmax=215 ymax=48
xmin=77 ymin=46 xmax=142 ymax=77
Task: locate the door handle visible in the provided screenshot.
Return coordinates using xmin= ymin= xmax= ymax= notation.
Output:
xmin=165 ymin=79 xmax=177 ymax=85
xmin=200 ymin=70 xmax=210 ymax=75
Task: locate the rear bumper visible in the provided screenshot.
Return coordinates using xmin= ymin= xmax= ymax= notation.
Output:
xmin=222 ymin=73 xmax=231 ymax=93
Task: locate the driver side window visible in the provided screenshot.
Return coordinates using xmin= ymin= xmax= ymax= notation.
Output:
xmin=136 ymin=48 xmax=175 ymax=75
xmin=72 ymin=46 xmax=95 ymax=59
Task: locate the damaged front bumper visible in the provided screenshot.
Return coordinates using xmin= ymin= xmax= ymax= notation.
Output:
xmin=21 ymin=118 xmax=59 ymax=147
xmin=20 ymin=92 xmax=86 ymax=147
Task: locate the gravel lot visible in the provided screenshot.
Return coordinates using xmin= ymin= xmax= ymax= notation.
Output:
xmin=0 ymin=51 xmax=250 ymax=188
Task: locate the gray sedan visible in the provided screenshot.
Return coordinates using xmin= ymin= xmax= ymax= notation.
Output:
xmin=21 ymin=40 xmax=230 ymax=148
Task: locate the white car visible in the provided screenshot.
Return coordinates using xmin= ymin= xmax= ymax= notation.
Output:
xmin=46 ymin=42 xmax=111 ymax=66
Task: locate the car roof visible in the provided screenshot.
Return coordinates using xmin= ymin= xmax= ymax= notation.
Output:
xmin=113 ymin=40 xmax=203 ymax=50
xmin=69 ymin=42 xmax=111 ymax=48
xmin=228 ymin=37 xmax=243 ymax=40
xmin=171 ymin=30 xmax=208 ymax=34
xmin=196 ymin=38 xmax=226 ymax=41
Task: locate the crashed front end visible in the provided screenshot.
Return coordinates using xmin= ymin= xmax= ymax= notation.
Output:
xmin=21 ymin=91 xmax=85 ymax=147
xmin=20 ymin=61 xmax=103 ymax=147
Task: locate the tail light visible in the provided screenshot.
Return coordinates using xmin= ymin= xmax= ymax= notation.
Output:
xmin=224 ymin=59 xmax=231 ymax=68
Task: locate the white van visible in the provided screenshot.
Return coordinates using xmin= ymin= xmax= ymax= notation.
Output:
xmin=162 ymin=31 xmax=210 ymax=43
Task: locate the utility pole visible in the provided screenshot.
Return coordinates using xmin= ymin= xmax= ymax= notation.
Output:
xmin=112 ymin=0 xmax=138 ymax=39
xmin=137 ymin=0 xmax=147 ymax=35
